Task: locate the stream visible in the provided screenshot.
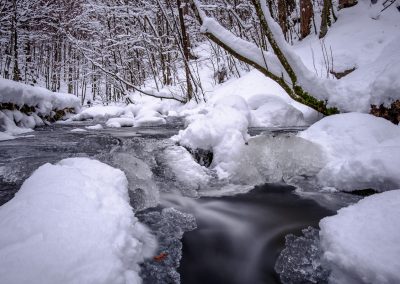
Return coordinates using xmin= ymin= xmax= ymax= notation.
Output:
xmin=0 ymin=119 xmax=357 ymax=284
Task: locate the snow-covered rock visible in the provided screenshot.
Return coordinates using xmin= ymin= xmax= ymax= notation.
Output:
xmin=0 ymin=79 xmax=80 ymax=137
xmin=299 ymin=113 xmax=400 ymax=191
xmin=247 ymin=94 xmax=306 ymax=127
xmin=320 ymin=189 xmax=400 ymax=284
xmin=86 ymin=124 xmax=103 ymax=130
xmin=0 ymin=78 xmax=80 ymax=114
xmin=73 ymin=105 xmax=125 ymax=121
xmin=173 ymin=95 xmax=250 ymax=179
xmin=0 ymin=158 xmax=156 ymax=284
xmin=106 ymin=117 xmax=135 ymax=128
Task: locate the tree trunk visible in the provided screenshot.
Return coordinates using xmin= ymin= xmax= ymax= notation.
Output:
xmin=12 ymin=0 xmax=21 ymax=82
xmin=300 ymin=0 xmax=313 ymax=39
xmin=177 ymin=0 xmax=193 ymax=101
xmin=319 ymin=0 xmax=331 ymax=38
xmin=339 ymin=0 xmax=358 ymax=9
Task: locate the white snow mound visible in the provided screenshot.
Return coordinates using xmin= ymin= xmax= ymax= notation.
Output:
xmin=320 ymin=189 xmax=400 ymax=284
xmin=299 ymin=113 xmax=400 ymax=191
xmin=0 ymin=157 xmax=156 ymax=284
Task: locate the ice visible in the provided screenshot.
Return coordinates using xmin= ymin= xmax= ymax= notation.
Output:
xmin=275 ymin=227 xmax=330 ymax=284
xmin=70 ymin=128 xmax=87 ymax=132
xmin=0 ymin=131 xmax=15 ymax=141
xmin=105 ymin=152 xmax=160 ymax=211
xmin=138 ymin=207 xmax=197 ymax=284
xmin=0 ymin=157 xmax=156 ymax=284
xmin=226 ymin=134 xmax=326 ymax=186
xmin=320 ymin=189 xmax=400 ymax=284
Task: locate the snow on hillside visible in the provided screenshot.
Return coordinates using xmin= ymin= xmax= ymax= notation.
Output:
xmin=320 ymin=189 xmax=400 ymax=284
xmin=0 ymin=78 xmax=80 ymax=138
xmin=0 ymin=158 xmax=156 ymax=284
xmin=293 ymin=0 xmax=400 ymax=111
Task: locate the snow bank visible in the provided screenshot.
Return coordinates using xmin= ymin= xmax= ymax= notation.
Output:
xmin=299 ymin=113 xmax=400 ymax=191
xmin=320 ymin=189 xmax=400 ymax=284
xmin=0 ymin=79 xmax=80 ymax=136
xmin=0 ymin=158 xmax=156 ymax=284
xmin=0 ymin=78 xmax=80 ymax=113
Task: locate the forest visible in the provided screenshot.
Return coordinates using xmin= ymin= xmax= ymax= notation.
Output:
xmin=0 ymin=0 xmax=400 ymax=284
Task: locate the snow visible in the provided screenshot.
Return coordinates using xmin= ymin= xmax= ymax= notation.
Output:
xmin=0 ymin=78 xmax=80 ymax=113
xmin=0 ymin=110 xmax=35 ymax=135
xmin=72 ymin=104 xmax=167 ymax=128
xmin=299 ymin=113 xmax=400 ymax=191
xmin=106 ymin=117 xmax=135 ymax=128
xmin=72 ymin=105 xmax=125 ymax=121
xmin=164 ymin=146 xmax=210 ymax=191
xmin=86 ymin=124 xmax=103 ymax=130
xmin=0 ymin=79 xmax=80 ymax=138
xmin=319 ymin=189 xmax=400 ymax=284
xmin=172 ymin=96 xmax=250 ymax=179
xmin=292 ymin=0 xmax=400 ymax=111
xmin=0 ymin=158 xmax=156 ymax=284
xmin=248 ymin=94 xmax=306 ymax=127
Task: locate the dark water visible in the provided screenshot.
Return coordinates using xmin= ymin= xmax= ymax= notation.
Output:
xmin=162 ymin=184 xmax=334 ymax=284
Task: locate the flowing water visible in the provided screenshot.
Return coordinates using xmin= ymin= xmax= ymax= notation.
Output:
xmin=0 ymin=120 xmax=356 ymax=284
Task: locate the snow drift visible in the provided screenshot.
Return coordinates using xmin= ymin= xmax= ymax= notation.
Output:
xmin=299 ymin=113 xmax=400 ymax=192
xmin=0 ymin=157 xmax=156 ymax=284
xmin=320 ymin=189 xmax=400 ymax=284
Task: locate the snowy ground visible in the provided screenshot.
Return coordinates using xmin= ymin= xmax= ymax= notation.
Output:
xmin=0 ymin=158 xmax=156 ymax=284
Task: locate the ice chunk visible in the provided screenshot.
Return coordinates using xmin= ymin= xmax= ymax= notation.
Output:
xmin=275 ymin=227 xmax=330 ymax=284
xmin=139 ymin=207 xmax=196 ymax=284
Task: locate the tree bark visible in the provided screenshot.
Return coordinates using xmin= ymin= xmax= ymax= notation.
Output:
xmin=339 ymin=0 xmax=358 ymax=9
xmin=300 ymin=0 xmax=313 ymax=39
xmin=177 ymin=0 xmax=193 ymax=101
